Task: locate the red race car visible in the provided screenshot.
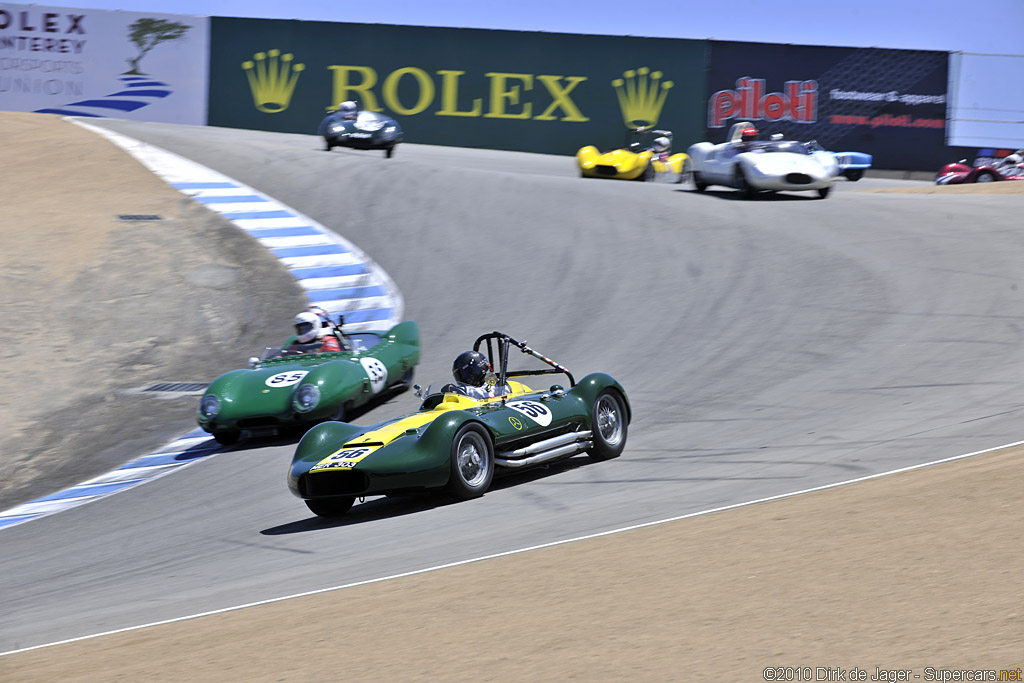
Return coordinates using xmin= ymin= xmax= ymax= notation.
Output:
xmin=936 ymin=150 xmax=1024 ymax=184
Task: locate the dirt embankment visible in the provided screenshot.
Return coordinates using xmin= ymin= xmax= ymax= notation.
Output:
xmin=0 ymin=112 xmax=306 ymax=510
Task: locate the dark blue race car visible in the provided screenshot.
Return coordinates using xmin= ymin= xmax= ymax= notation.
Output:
xmin=318 ymin=106 xmax=404 ymax=158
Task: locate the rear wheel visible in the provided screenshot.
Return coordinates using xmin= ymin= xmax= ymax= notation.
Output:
xmin=446 ymin=423 xmax=494 ymax=500
xmin=817 ymin=185 xmax=832 ymax=199
xmin=324 ymin=140 xmax=333 ymax=152
xmin=587 ymin=390 xmax=628 ymax=461
xmin=385 ymin=146 xmax=395 ymax=159
xmin=843 ymin=169 xmax=864 ymax=181
xmin=676 ymin=159 xmax=692 ymax=184
xmin=305 ymin=496 xmax=355 ymax=518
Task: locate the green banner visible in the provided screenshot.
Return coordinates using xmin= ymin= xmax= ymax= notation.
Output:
xmin=209 ymin=18 xmax=707 ymax=156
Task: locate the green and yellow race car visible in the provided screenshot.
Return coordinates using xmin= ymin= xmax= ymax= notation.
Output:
xmin=197 ymin=321 xmax=419 ymax=445
xmin=577 ymin=128 xmax=690 ymax=182
xmin=288 ymin=331 xmax=630 ymax=517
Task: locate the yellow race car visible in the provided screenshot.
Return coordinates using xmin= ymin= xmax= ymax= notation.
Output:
xmin=577 ymin=128 xmax=691 ymax=183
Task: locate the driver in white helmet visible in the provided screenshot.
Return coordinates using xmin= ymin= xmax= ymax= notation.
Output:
xmin=337 ymin=100 xmax=358 ymax=120
xmin=286 ymin=308 xmax=342 ymax=353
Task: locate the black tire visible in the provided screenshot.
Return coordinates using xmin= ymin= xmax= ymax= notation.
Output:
xmin=638 ymin=163 xmax=654 ymax=182
xmin=385 ymin=146 xmax=394 ymax=159
xmin=213 ymin=430 xmax=240 ymax=445
xmin=817 ymin=185 xmax=832 ymax=199
xmin=324 ymin=140 xmax=333 ymax=152
xmin=975 ymin=170 xmax=996 ymax=183
xmin=693 ymin=171 xmax=707 ymax=192
xmin=676 ymin=159 xmax=691 ymax=184
xmin=735 ymin=166 xmax=755 ymax=199
xmin=305 ymin=496 xmax=355 ymax=518
xmin=446 ymin=423 xmax=494 ymax=500
xmin=843 ymin=169 xmax=864 ymax=181
xmin=587 ymin=390 xmax=628 ymax=462
xmin=327 ymin=401 xmax=349 ymax=423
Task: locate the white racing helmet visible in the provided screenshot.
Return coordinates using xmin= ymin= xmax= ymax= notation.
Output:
xmin=652 ymin=136 xmax=671 ymax=153
xmin=338 ymin=100 xmax=357 ymax=118
xmin=293 ymin=311 xmax=321 ymax=343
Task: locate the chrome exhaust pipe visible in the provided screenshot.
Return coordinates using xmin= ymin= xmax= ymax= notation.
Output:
xmin=499 ymin=430 xmax=592 ymax=459
xmin=496 ymin=441 xmax=592 ymax=468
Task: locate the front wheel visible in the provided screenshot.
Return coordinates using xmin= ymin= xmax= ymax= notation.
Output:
xmin=975 ymin=170 xmax=996 ymax=183
xmin=385 ymin=146 xmax=395 ymax=159
xmin=305 ymin=496 xmax=355 ymax=518
xmin=817 ymin=185 xmax=832 ymax=199
xmin=213 ymin=430 xmax=240 ymax=446
xmin=693 ymin=171 xmax=707 ymax=192
xmin=588 ymin=390 xmax=628 ymax=461
xmin=735 ymin=166 xmax=755 ymax=199
xmin=446 ymin=423 xmax=494 ymax=500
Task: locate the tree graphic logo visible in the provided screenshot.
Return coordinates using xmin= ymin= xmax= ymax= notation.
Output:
xmin=124 ymin=18 xmax=190 ymax=75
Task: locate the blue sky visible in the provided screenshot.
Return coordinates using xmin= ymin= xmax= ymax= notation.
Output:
xmin=11 ymin=0 xmax=1023 ymax=146
xmin=32 ymin=0 xmax=1024 ymax=53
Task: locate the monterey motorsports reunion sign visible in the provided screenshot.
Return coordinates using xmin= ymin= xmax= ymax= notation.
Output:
xmin=0 ymin=2 xmax=209 ymax=124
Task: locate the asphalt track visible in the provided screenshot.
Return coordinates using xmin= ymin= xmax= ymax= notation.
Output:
xmin=3 ymin=120 xmax=1024 ymax=653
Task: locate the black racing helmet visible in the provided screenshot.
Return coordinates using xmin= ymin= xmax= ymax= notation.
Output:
xmin=453 ymin=350 xmax=490 ymax=386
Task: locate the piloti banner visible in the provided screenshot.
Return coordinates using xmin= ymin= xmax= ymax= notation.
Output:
xmin=208 ymin=17 xmax=706 ymax=156
xmin=706 ymin=41 xmax=949 ymax=171
xmin=0 ymin=2 xmax=208 ymax=124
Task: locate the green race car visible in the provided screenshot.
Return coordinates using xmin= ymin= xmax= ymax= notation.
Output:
xmin=288 ymin=331 xmax=630 ymax=518
xmin=197 ymin=321 xmax=419 ymax=445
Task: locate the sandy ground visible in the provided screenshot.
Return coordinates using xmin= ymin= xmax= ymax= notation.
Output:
xmin=1 ymin=112 xmax=1022 ymax=680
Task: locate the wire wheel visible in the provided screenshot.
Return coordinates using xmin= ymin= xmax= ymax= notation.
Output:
xmin=447 ymin=423 xmax=494 ymax=499
xmin=588 ymin=390 xmax=628 ymax=461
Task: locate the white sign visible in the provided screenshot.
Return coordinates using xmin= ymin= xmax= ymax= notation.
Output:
xmin=0 ymin=3 xmax=209 ymax=124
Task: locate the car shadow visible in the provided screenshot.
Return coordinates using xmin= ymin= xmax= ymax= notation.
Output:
xmin=259 ymin=454 xmax=599 ymax=534
xmin=676 ymin=188 xmax=821 ymax=201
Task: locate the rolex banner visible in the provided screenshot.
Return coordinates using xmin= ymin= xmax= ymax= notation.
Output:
xmin=707 ymin=41 xmax=949 ymax=171
xmin=208 ymin=17 xmax=706 ymax=156
xmin=0 ymin=2 xmax=208 ymax=124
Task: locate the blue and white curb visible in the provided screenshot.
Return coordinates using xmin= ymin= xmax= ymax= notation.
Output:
xmin=0 ymin=430 xmax=220 ymax=530
xmin=0 ymin=119 xmax=405 ymax=530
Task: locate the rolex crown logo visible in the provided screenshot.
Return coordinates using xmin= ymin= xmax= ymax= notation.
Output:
xmin=612 ymin=67 xmax=673 ymax=130
xmin=242 ymin=49 xmax=305 ymax=113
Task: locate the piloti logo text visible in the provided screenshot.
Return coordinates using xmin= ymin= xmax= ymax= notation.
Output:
xmin=709 ymin=77 xmax=816 ymax=128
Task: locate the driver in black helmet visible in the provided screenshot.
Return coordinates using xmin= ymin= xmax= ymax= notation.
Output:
xmin=449 ymin=350 xmax=510 ymax=399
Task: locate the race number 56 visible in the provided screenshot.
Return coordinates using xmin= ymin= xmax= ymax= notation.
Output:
xmin=507 ymin=400 xmax=552 ymax=426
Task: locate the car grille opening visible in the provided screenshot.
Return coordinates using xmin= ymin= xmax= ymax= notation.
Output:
xmin=596 ymin=165 xmax=618 ymax=176
xmin=301 ymin=470 xmax=370 ymax=497
xmin=238 ymin=417 xmax=280 ymax=428
xmin=785 ymin=173 xmax=812 ymax=184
